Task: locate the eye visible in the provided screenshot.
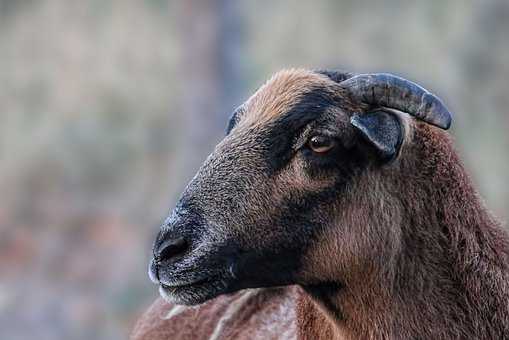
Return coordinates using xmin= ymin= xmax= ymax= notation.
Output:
xmin=308 ymin=135 xmax=335 ymax=153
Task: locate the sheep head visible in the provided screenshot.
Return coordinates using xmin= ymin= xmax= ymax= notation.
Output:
xmin=149 ymin=69 xmax=452 ymax=305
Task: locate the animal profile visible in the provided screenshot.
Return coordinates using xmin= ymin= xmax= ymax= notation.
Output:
xmin=132 ymin=69 xmax=509 ymax=340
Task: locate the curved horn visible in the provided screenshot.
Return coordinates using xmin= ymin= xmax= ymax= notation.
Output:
xmin=339 ymin=73 xmax=452 ymax=129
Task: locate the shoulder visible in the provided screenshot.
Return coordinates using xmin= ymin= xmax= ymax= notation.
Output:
xmin=131 ymin=286 xmax=301 ymax=340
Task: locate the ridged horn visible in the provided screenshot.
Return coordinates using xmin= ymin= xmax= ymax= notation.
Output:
xmin=339 ymin=73 xmax=452 ymax=129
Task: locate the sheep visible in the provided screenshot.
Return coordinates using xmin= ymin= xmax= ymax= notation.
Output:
xmin=131 ymin=69 xmax=509 ymax=340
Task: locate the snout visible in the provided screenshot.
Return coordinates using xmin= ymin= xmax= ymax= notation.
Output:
xmin=147 ymin=213 xmax=238 ymax=305
xmin=149 ymin=235 xmax=190 ymax=284
xmin=157 ymin=236 xmax=189 ymax=261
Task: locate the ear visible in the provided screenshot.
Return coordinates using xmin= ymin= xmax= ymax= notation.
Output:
xmin=316 ymin=69 xmax=355 ymax=83
xmin=350 ymin=110 xmax=403 ymax=162
xmin=226 ymin=106 xmax=243 ymax=135
xmin=226 ymin=110 xmax=239 ymax=135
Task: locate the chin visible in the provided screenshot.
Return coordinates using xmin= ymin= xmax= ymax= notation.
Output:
xmin=158 ymin=276 xmax=231 ymax=306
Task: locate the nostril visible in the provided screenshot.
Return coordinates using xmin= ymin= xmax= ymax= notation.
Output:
xmin=157 ymin=237 xmax=189 ymax=263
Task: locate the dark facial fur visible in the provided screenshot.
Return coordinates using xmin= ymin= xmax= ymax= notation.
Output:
xmin=149 ymin=69 xmax=377 ymax=304
xmin=143 ymin=68 xmax=509 ymax=339
xmin=149 ymin=68 xmax=509 ymax=340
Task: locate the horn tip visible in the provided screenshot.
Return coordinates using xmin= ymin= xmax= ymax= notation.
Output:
xmin=435 ymin=112 xmax=452 ymax=130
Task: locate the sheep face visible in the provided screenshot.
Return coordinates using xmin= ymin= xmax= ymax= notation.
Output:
xmin=149 ymin=69 xmax=403 ymax=305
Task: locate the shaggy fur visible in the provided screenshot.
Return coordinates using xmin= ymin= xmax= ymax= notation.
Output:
xmin=297 ymin=123 xmax=509 ymax=339
xmin=131 ymin=287 xmax=300 ymax=340
xmin=133 ymin=69 xmax=509 ymax=340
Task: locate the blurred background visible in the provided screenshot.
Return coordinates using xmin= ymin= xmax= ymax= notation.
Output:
xmin=1 ymin=0 xmax=508 ymax=339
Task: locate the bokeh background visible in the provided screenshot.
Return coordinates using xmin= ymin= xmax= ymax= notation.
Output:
xmin=1 ymin=0 xmax=508 ymax=339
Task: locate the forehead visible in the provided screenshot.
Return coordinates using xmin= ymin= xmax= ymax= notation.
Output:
xmin=237 ymin=69 xmax=339 ymax=128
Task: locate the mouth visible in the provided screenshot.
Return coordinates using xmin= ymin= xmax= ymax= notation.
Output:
xmin=158 ymin=274 xmax=230 ymax=305
xmin=160 ymin=276 xmax=211 ymax=289
xmin=148 ymin=241 xmax=242 ymax=305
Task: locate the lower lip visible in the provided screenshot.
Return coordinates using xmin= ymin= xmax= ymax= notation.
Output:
xmin=159 ymin=281 xmax=210 ymax=303
xmin=160 ymin=276 xmax=211 ymax=290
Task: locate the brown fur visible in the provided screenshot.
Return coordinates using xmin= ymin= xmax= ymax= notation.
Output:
xmin=131 ymin=287 xmax=301 ymax=340
xmin=238 ymin=68 xmax=344 ymax=129
xmin=296 ymin=124 xmax=509 ymax=339
xmin=133 ymin=69 xmax=509 ymax=339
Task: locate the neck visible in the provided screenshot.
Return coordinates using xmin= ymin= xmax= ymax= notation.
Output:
xmin=297 ymin=127 xmax=509 ymax=339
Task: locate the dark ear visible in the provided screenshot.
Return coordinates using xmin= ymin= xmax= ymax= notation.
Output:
xmin=226 ymin=106 xmax=244 ymax=135
xmin=316 ymin=69 xmax=355 ymax=83
xmin=226 ymin=111 xmax=239 ymax=135
xmin=350 ymin=110 xmax=403 ymax=162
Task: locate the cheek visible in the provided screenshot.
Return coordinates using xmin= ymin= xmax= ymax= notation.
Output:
xmin=298 ymin=226 xmax=359 ymax=283
xmin=275 ymin=156 xmax=337 ymax=194
xmin=298 ymin=200 xmax=403 ymax=284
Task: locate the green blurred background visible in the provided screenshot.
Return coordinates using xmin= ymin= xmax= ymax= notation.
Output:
xmin=1 ymin=1 xmax=508 ymax=339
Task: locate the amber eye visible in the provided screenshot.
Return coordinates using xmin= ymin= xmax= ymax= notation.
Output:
xmin=308 ymin=135 xmax=335 ymax=153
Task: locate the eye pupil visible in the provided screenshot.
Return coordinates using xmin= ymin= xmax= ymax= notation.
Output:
xmin=309 ymin=136 xmax=334 ymax=153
